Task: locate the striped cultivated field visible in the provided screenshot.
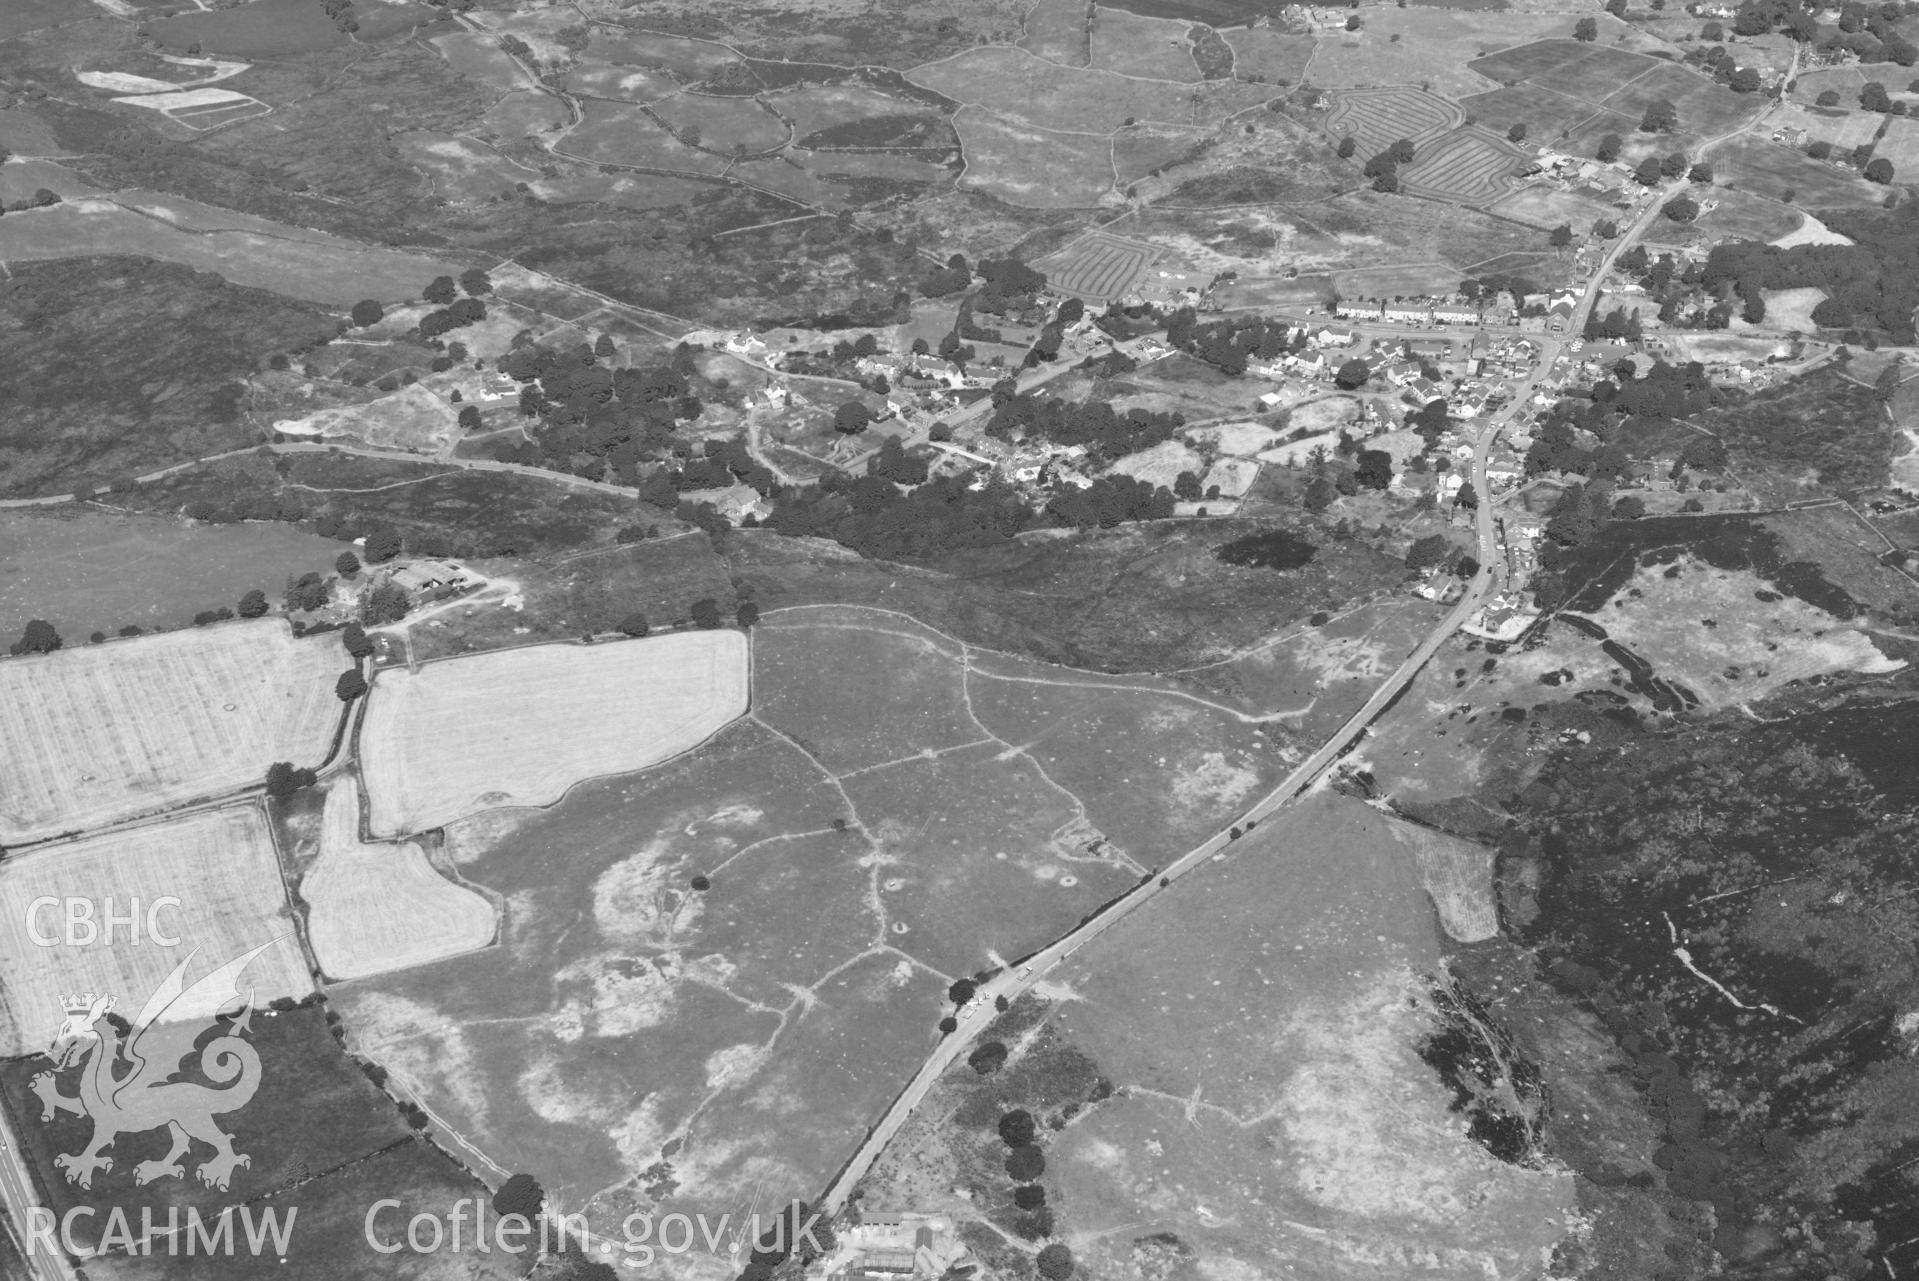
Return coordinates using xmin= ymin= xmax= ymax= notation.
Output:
xmin=1400 ymin=128 xmax=1527 ymax=206
xmin=359 ymin=631 xmax=750 ymax=838
xmin=1045 ymin=233 xmax=1160 ymax=300
xmin=0 ymin=804 xmax=312 ymax=1056
xmin=1325 ymin=87 xmax=1462 ymax=158
xmin=0 ymin=621 xmax=348 ymax=844
xmin=302 ymin=777 xmax=496 ymax=981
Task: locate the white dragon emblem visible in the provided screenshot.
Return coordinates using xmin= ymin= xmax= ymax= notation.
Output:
xmin=30 ymin=941 xmax=281 ymax=1192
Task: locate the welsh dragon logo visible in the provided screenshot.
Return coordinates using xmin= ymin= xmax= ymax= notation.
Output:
xmin=29 ymin=941 xmax=281 ymax=1192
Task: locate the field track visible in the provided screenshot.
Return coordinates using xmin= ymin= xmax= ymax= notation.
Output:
xmin=0 ymin=804 xmax=311 ymax=1056
xmin=0 ymin=620 xmax=347 ymax=845
xmin=358 ymin=631 xmax=750 ymax=837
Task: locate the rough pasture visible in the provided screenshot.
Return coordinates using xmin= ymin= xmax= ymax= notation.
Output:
xmin=1021 ymin=0 xmax=1092 ymax=65
xmin=773 ymin=83 xmax=945 ymax=140
xmin=1087 ymin=7 xmax=1201 ymax=81
xmin=563 ymin=100 xmax=730 ymax=174
xmin=1222 ymin=29 xmax=1316 ymax=83
xmin=583 ymin=28 xmax=740 ymax=81
xmin=650 ymin=92 xmax=791 ymax=154
xmin=952 ymin=108 xmax=1116 ymax=208
xmin=0 ymin=200 xmax=456 ymax=306
xmin=907 ymin=47 xmax=1277 ymax=133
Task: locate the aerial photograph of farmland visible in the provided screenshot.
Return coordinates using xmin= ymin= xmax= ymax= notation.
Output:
xmin=7 ymin=0 xmax=1919 ymax=1275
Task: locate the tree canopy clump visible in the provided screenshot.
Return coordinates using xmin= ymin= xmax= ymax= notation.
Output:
xmin=1005 ymin=1145 xmax=1046 ymax=1182
xmin=10 ymin=620 xmax=63 ymax=655
xmin=264 ymin=761 xmax=318 ymax=798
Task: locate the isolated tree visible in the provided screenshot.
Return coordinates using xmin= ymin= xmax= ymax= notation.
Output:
xmin=1605 ymin=0 xmax=1626 ymax=14
xmin=690 ymin=598 xmax=723 ymax=629
xmin=1574 ymin=15 xmax=1598 ymax=39
xmin=458 ymin=405 xmax=482 ymax=431
xmin=335 ymin=668 xmax=369 ymax=701
xmin=423 ymin=275 xmax=458 ymax=305
xmin=237 ymin=589 xmax=269 ymax=619
xmin=1336 ymin=134 xmax=1357 ymax=158
xmin=1549 ymin=223 xmax=1573 ymax=248
xmin=1816 ymin=88 xmax=1842 ymax=108
xmin=1508 ymin=122 xmax=1528 ymax=142
xmin=1036 ymin=1244 xmax=1076 ymax=1281
xmin=1005 ymin=1146 xmax=1046 ymax=1182
xmin=492 ymin=1174 xmax=544 ymax=1221
xmin=1611 ymin=495 xmax=1647 ymax=520
xmin=9 ymin=620 xmax=61 ymax=656
xmin=1640 ymin=98 xmax=1678 ymax=132
xmin=1333 ymin=358 xmax=1371 ymax=389
xmin=617 ymin=612 xmax=650 ymax=637
xmin=1729 ymin=66 xmax=1760 ymax=93
xmin=1596 ymin=132 xmax=1623 ymax=162
xmin=263 ymin=761 xmax=317 ymax=799
xmin=998 ymin=1111 xmax=1037 ymax=1147
xmin=1174 ymin=470 xmax=1204 ymax=500
xmin=1405 ymin=534 xmax=1451 ymax=569
xmin=1663 ymin=194 xmax=1700 ymax=221
xmin=1456 ymin=480 xmax=1479 ymax=509
xmin=1355 ymin=449 xmax=1393 ymax=490
xmin=361 ymin=582 xmax=410 ymax=625
xmin=1660 ymin=150 xmax=1689 ymax=178
xmin=1863 ymin=81 xmax=1894 ymax=113
xmin=1345 ymin=12 xmax=1360 ymax=28
xmin=1688 ymin=161 xmax=1714 ymax=183
xmin=363 ymin=525 xmax=403 ymax=563
xmin=1701 ymin=20 xmax=1723 ymax=38
xmin=1808 ymin=139 xmax=1834 ymax=160
xmin=1634 ymin=155 xmax=1663 ymax=185
xmin=948 ymin=978 xmax=978 ymax=1005
xmin=1867 ymin=156 xmax=1896 ymax=182
xmin=833 ymin=401 xmax=873 ymax=434
xmin=1594 ymin=217 xmax=1619 ymax=238
xmin=1013 ymin=1185 xmax=1047 ymax=1210
xmin=336 ymin=551 xmax=361 ymax=577
xmin=459 ymin=268 xmax=493 ymax=297
xmin=285 ymin=572 xmax=329 ymax=612
xmin=341 ymin=621 xmax=375 ymax=658
xmin=1372 ymin=169 xmax=1400 ymax=192
xmin=967 ymin=1041 xmax=1008 ymax=1075
xmin=350 ymin=299 xmax=385 ymax=328
xmin=594 ymin=333 xmax=616 ymax=359
xmin=736 ymin=601 xmax=761 ymax=629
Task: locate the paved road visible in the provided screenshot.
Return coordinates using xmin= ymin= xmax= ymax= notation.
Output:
xmin=817 ymin=403 xmax=1511 ymax=1212
xmin=0 ymin=1116 xmax=76 ymax=1281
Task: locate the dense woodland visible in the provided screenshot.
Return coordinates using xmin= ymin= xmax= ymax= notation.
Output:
xmin=1508 ymin=715 xmax=1919 ymax=1280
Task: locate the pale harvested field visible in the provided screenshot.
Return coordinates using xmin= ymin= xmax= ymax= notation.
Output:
xmin=359 ymin=632 xmax=750 ymax=837
xmin=0 ymin=804 xmax=310 ymax=1056
xmin=303 ymin=777 xmax=495 ymax=981
xmin=0 ymin=621 xmax=347 ymax=844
